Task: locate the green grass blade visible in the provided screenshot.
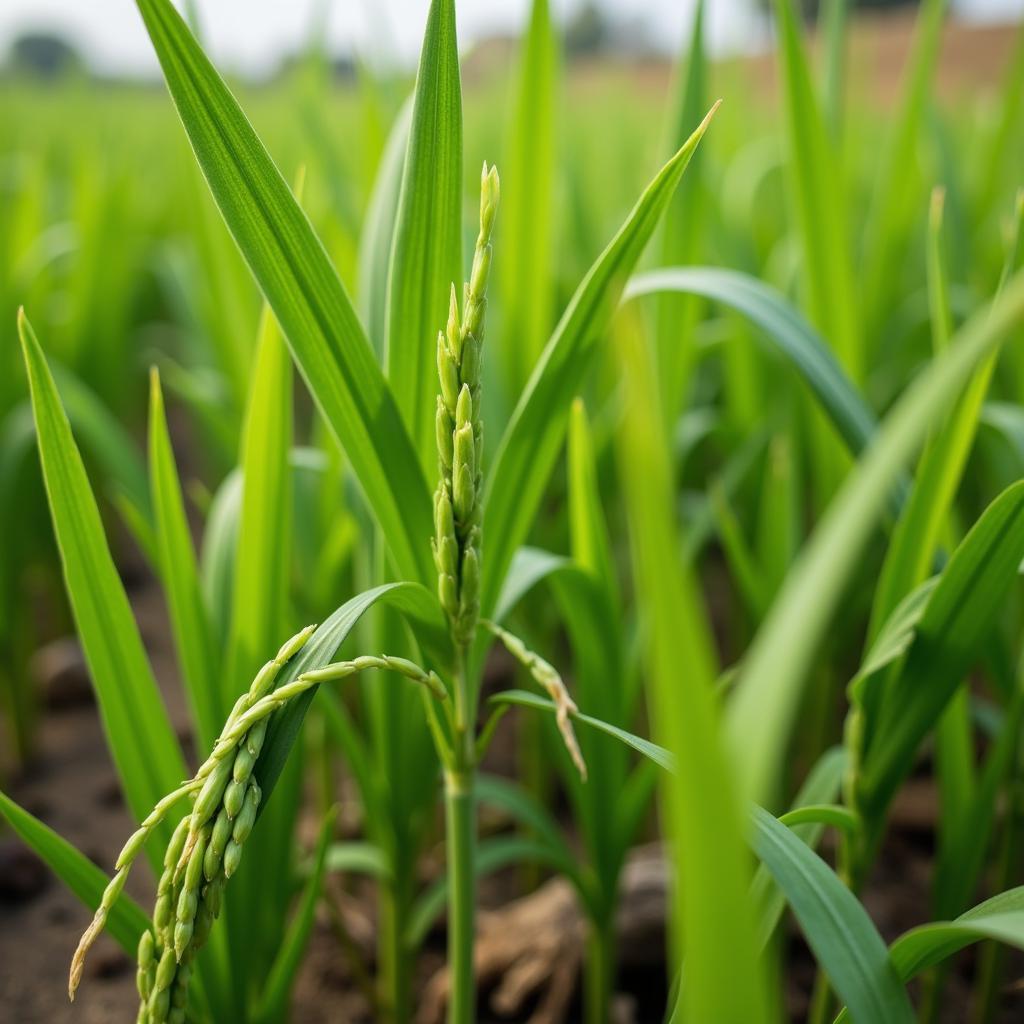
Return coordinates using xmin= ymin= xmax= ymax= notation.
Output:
xmin=385 ymin=0 xmax=463 ymax=470
xmin=0 ymin=789 xmax=150 ymax=956
xmin=133 ymin=0 xmax=433 ymax=586
xmin=614 ymin=310 xmax=769 ymax=1020
xmin=933 ymin=683 xmax=1024 ymax=920
xmin=867 ymin=191 xmax=993 ymax=643
xmin=751 ymin=747 xmax=847 ymax=944
xmin=324 ymin=841 xmax=391 ymax=879
xmin=498 ymin=694 xmax=908 ymax=1020
xmin=726 ymin=271 xmax=1024 ymax=807
xmin=475 ymin=774 xmax=580 ymax=884
xmin=500 ymin=0 xmax=558 ymax=393
xmin=18 ymin=310 xmax=186 ymax=853
xmin=148 ymin=368 xmax=220 ymax=751
xmin=482 ymin=104 xmax=718 ymax=616
xmin=626 ymin=268 xmax=877 ymax=458
xmin=750 ymin=806 xmax=915 ymax=1024
xmin=489 ymin=690 xmax=676 ymax=774
xmin=358 ymin=100 xmax=411 ymax=356
xmin=253 ymin=582 xmax=449 ymax=805
xmin=857 ymin=482 xmax=1024 ymax=820
xmin=655 ymin=0 xmax=707 ymax=415
xmin=834 ymin=888 xmax=1024 ymax=1022
xmin=861 ymin=0 xmax=948 ymax=325
xmin=53 ymin=364 xmax=152 ymax=537
xmin=771 ymin=0 xmax=860 ymax=381
xmin=201 ymin=468 xmax=242 ymax=638
xmin=820 ymin=0 xmax=850 ymax=137
xmin=567 ymin=398 xmax=616 ymax=600
xmin=253 ymin=806 xmax=339 ymax=1024
xmin=493 ymin=546 xmax=569 ymax=624
xmin=710 ymin=482 xmax=770 ymax=621
xmin=225 ymin=300 xmax=294 ymax=699
xmin=890 ymin=888 xmax=1024 ymax=981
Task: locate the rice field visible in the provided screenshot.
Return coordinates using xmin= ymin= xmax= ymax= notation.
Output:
xmin=3 ymin=0 xmax=1024 ymax=1021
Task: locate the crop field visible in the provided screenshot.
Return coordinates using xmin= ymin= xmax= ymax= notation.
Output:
xmin=2 ymin=0 xmax=1024 ymax=1021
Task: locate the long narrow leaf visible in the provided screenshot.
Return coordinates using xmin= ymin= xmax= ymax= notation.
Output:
xmin=614 ymin=308 xmax=769 ymax=1020
xmin=254 ymin=582 xmax=449 ymax=805
xmin=626 ymin=268 xmax=876 ymax=460
xmin=750 ymin=807 xmax=915 ymax=1024
xmin=500 ymin=0 xmax=558 ymax=394
xmin=725 ymin=271 xmax=1024 ymax=806
xmin=148 ymin=369 xmax=220 ymax=750
xmin=133 ymin=0 xmax=433 ymax=586
xmin=385 ymin=0 xmax=462 ymax=469
xmin=857 ymin=481 xmax=1024 ymax=819
xmin=19 ymin=310 xmax=186 ymax=856
xmin=482 ymin=103 xmax=718 ymax=615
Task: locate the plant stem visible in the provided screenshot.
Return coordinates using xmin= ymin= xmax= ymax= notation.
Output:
xmin=378 ymin=876 xmax=412 ymax=1023
xmin=585 ymin=913 xmax=616 ymax=1024
xmin=973 ymin=770 xmax=1024 ymax=1023
xmin=445 ymin=766 xmax=476 ymax=1024
xmin=807 ymin=967 xmax=834 ymax=1024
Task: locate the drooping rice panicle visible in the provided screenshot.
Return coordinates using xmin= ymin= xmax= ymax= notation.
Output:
xmin=69 ymin=625 xmax=445 ymax=1019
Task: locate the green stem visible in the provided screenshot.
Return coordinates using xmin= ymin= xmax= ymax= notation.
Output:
xmin=973 ymin=774 xmax=1024 ymax=1023
xmin=585 ymin=914 xmax=616 ymax=1024
xmin=807 ymin=967 xmax=833 ymax=1024
xmin=445 ymin=766 xmax=476 ymax=1024
xmin=378 ymin=878 xmax=412 ymax=1023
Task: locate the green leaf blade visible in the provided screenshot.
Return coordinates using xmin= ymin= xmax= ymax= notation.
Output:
xmin=386 ymin=0 xmax=463 ymax=469
xmin=133 ymin=0 xmax=433 ymax=586
xmin=18 ymin=311 xmax=186 ymax=855
xmin=482 ymin=103 xmax=718 ymax=615
xmin=148 ymin=368 xmax=220 ymax=751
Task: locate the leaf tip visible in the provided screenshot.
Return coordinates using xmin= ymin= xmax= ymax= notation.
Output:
xmin=16 ymin=306 xmax=40 ymax=370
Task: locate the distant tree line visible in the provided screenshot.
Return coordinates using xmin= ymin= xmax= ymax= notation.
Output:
xmin=764 ymin=0 xmax=919 ymax=16
xmin=6 ymin=32 xmax=84 ymax=79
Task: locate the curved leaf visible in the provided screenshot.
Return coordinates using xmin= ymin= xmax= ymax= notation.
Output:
xmin=625 ymin=267 xmax=876 ymax=458
xmin=834 ymin=888 xmax=1024 ymax=1022
xmin=254 ymin=582 xmax=448 ymax=805
xmin=489 ymin=690 xmax=677 ymax=775
xmin=857 ymin=481 xmax=1024 ymax=820
xmin=324 ymin=841 xmax=391 ymax=880
xmin=493 ymin=546 xmax=569 ymax=624
xmin=725 ymin=271 xmax=1024 ymax=806
xmin=495 ymin=700 xmax=911 ymax=1021
xmin=750 ymin=806 xmax=915 ymax=1024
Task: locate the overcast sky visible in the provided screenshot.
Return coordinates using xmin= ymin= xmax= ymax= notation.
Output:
xmin=0 ymin=0 xmax=1021 ymax=76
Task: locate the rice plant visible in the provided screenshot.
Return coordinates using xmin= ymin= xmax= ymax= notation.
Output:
xmin=4 ymin=0 xmax=1024 ymax=1021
